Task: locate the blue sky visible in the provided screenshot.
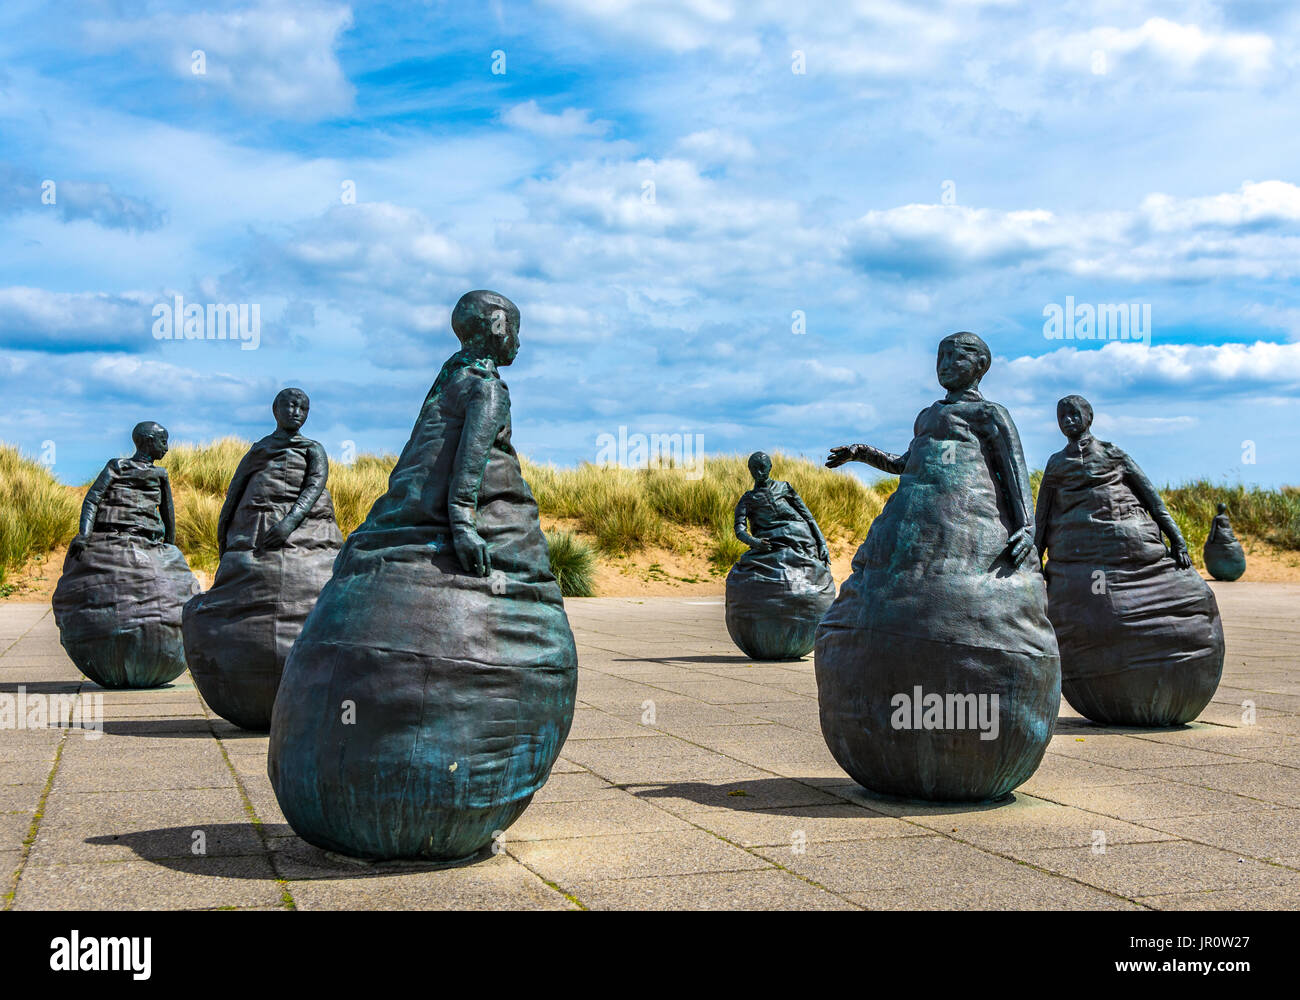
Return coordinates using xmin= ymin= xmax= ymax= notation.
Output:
xmin=2 ymin=0 xmax=1298 ymax=488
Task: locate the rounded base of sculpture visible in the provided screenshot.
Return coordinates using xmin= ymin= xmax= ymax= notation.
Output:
xmin=279 ymin=784 xmax=534 ymax=863
xmin=724 ymin=556 xmax=835 ymax=661
xmin=1203 ymin=544 xmax=1246 ymax=582
xmin=816 ymin=629 xmax=1060 ymax=803
xmin=1061 ymin=664 xmax=1222 ymax=727
xmin=725 ymin=610 xmax=821 ymax=660
xmin=182 ymin=607 xmax=281 ymax=731
xmin=269 ymin=541 xmax=578 ymax=864
xmin=1047 ymin=559 xmax=1224 ymax=727
xmin=323 ymin=846 xmax=488 ymax=870
xmin=61 ymin=631 xmax=188 ymax=689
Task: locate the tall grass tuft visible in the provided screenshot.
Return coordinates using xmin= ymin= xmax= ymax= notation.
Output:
xmin=545 ymin=530 xmax=597 ymax=597
xmin=521 ymin=452 xmax=888 ymax=567
xmin=329 ymin=454 xmax=398 ymax=535
xmin=173 ymin=491 xmax=223 ymax=574
xmin=0 ymin=445 xmax=80 ymax=584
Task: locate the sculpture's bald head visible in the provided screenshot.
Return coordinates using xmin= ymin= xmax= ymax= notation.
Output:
xmin=936 ymin=332 xmax=992 ymax=391
xmin=451 ymin=290 xmax=520 ymax=366
xmin=131 ymin=421 xmax=169 ymax=460
xmin=1217 ymin=502 xmax=1228 ymax=515
xmin=748 ymin=450 xmax=772 ymax=483
xmin=1057 ymin=394 xmax=1094 ymax=440
xmin=273 ymin=387 xmax=310 ymax=432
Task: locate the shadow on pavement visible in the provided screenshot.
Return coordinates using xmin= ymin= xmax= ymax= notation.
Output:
xmin=85 ymin=823 xmax=493 ymax=878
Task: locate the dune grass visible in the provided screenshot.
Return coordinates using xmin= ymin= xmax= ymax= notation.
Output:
xmin=0 ymin=446 xmax=79 ymax=587
xmin=544 ymin=530 xmax=597 ymax=598
xmin=522 ymin=452 xmax=895 ymax=568
xmin=6 ymin=434 xmax=1299 ymax=593
xmin=1163 ymin=482 xmax=1300 ymax=563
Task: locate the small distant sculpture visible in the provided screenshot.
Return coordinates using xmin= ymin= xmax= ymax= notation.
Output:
xmin=1203 ymin=503 xmax=1246 ymax=582
xmin=817 ymin=333 xmax=1060 ymax=803
xmin=52 ymin=422 xmax=199 ymax=688
xmin=269 ymin=290 xmax=577 ymax=863
xmin=725 ymin=452 xmax=835 ymax=659
xmin=1035 ymin=395 xmax=1224 ymax=726
xmin=182 ymin=389 xmax=343 ymax=730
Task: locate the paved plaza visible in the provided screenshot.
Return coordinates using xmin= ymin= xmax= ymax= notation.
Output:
xmin=2 ymin=584 xmax=1298 ymax=910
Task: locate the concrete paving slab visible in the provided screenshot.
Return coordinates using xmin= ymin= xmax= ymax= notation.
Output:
xmin=0 ymin=585 xmax=1296 ymax=910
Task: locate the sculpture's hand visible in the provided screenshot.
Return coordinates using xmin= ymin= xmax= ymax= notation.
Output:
xmin=1005 ymin=526 xmax=1033 ymax=568
xmin=825 ymin=445 xmax=861 ymax=469
xmin=751 ymin=538 xmax=775 ymax=553
xmin=453 ymin=526 xmax=491 ymax=576
xmin=817 ymin=544 xmax=830 ymax=564
xmin=67 ymin=534 xmax=88 ymax=559
xmin=259 ymin=520 xmax=292 ymax=551
xmin=1171 ymin=544 xmax=1192 ymax=570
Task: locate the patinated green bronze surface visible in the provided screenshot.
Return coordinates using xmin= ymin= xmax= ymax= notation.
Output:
xmin=726 ymin=451 xmax=834 ymax=659
xmin=816 ymin=334 xmax=1060 ymax=803
xmin=52 ymin=422 xmax=199 ymax=688
xmin=268 ymin=291 xmax=578 ymax=862
xmin=1203 ymin=503 xmax=1247 ymax=582
xmin=1035 ymin=395 xmax=1224 ymax=726
xmin=183 ymin=389 xmax=343 ymax=730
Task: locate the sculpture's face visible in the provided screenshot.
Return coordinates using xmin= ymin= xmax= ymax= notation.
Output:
xmin=274 ymin=393 xmax=309 ymax=432
xmin=488 ymin=308 xmax=520 ymax=366
xmin=147 ymin=427 xmax=169 ymax=460
xmin=936 ymin=339 xmax=986 ymax=391
xmin=1057 ymin=399 xmax=1091 ymax=439
xmin=749 ymin=454 xmax=772 ymax=483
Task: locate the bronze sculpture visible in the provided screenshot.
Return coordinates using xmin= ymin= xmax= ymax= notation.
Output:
xmin=1203 ymin=502 xmax=1247 ymax=582
xmin=183 ymin=389 xmax=343 ymax=730
xmin=1035 ymin=395 xmax=1224 ymax=726
xmin=52 ymin=422 xmax=199 ymax=688
xmin=817 ymin=333 xmax=1060 ymax=802
xmin=725 ymin=452 xmax=835 ymax=659
xmin=269 ymin=290 xmax=578 ymax=862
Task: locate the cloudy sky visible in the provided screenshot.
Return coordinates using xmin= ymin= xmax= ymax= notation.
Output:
xmin=2 ymin=0 xmax=1298 ymax=487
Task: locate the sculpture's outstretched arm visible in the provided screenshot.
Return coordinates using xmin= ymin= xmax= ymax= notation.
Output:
xmin=448 ymin=373 xmax=509 ymax=576
xmin=1121 ymin=453 xmax=1191 ymax=568
xmin=69 ymin=463 xmax=117 ymax=557
xmin=158 ymin=468 xmax=176 ymax=546
xmin=217 ymin=450 xmax=258 ymax=555
xmin=262 ymin=442 xmax=328 ymax=550
xmin=826 ymin=443 xmax=908 ymax=474
xmin=788 ymin=490 xmax=830 ymax=562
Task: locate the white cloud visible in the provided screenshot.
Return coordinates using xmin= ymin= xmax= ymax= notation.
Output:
xmin=675 ymin=128 xmax=756 ymax=165
xmin=502 ymin=101 xmax=611 ymax=139
xmin=1037 ymin=17 xmax=1275 ymax=83
xmin=84 ymin=1 xmax=355 ymax=119
xmin=0 ymin=287 xmax=156 ymax=352
xmin=847 ymin=181 xmax=1300 ymax=282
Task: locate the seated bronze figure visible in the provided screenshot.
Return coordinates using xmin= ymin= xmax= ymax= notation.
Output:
xmin=1035 ymin=395 xmax=1224 ymax=726
xmin=52 ymin=422 xmax=199 ymax=688
xmin=269 ymin=291 xmax=578 ymax=862
xmin=725 ymin=451 xmax=835 ymax=659
xmin=817 ymin=333 xmax=1060 ymax=802
xmin=183 ymin=389 xmax=343 ymax=730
